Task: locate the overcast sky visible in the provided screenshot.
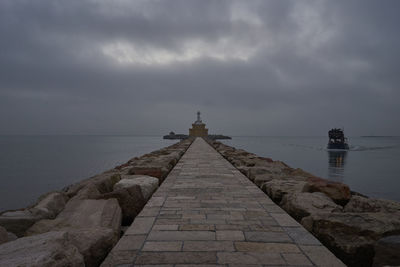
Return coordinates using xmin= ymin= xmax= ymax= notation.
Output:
xmin=0 ymin=0 xmax=399 ymax=136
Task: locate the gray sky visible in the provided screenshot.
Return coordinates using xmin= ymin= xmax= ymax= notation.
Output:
xmin=1 ymin=0 xmax=399 ymax=136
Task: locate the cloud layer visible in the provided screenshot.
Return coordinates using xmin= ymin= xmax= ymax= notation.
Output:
xmin=1 ymin=0 xmax=399 ymax=136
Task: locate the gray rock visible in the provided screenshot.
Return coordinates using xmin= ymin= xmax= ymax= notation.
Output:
xmin=28 ymin=198 xmax=121 ymax=235
xmin=0 ymin=226 xmax=8 ymax=245
xmin=254 ymin=173 xmax=274 ymax=187
xmin=261 ymin=179 xmax=307 ymax=204
xmin=30 ymin=192 xmax=69 ymax=219
xmin=27 ymin=199 xmax=122 ymax=266
xmin=114 ymin=175 xmax=159 ymax=200
xmin=373 ymin=235 xmax=400 ymax=266
xmin=301 ymin=212 xmax=400 ymax=266
xmin=100 ymin=186 xmax=146 ymax=225
xmin=0 ymin=231 xmax=84 ymax=266
xmin=0 ymin=209 xmax=38 ymax=237
xmin=71 ymin=182 xmax=102 ymax=200
xmin=345 ymin=195 xmax=400 ymax=213
xmin=282 ymin=192 xmax=342 ymax=220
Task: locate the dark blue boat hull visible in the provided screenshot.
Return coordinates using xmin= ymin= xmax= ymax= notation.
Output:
xmin=327 ymin=143 xmax=349 ymax=150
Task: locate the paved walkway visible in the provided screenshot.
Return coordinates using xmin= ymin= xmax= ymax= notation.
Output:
xmin=103 ymin=138 xmax=345 ymax=266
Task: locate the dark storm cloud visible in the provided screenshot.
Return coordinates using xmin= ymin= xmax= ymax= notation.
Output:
xmin=0 ymin=0 xmax=399 ymax=136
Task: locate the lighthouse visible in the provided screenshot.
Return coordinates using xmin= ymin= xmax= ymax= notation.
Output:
xmin=189 ymin=111 xmax=208 ymax=137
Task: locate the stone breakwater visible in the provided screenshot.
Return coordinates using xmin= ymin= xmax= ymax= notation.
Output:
xmin=206 ymin=139 xmax=400 ymax=267
xmin=0 ymin=138 xmax=193 ymax=266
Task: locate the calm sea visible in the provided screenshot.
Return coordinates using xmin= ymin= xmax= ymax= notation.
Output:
xmin=223 ymin=136 xmax=400 ymax=202
xmin=0 ymin=135 xmax=177 ymax=212
xmin=0 ymin=135 xmax=399 ymax=212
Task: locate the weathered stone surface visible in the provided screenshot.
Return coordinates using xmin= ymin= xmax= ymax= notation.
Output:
xmin=71 ymin=182 xmax=102 ymax=200
xmin=63 ymin=172 xmax=121 ymax=198
xmin=67 ymin=227 xmax=117 ymax=267
xmin=27 ymin=199 xmax=121 ymax=266
xmin=0 ymin=226 xmax=8 ymax=245
xmin=129 ymin=166 xmax=170 ymax=181
xmin=344 ymin=195 xmax=400 ymax=213
xmin=261 ymin=179 xmax=307 ymax=204
xmin=304 ymin=177 xmax=351 ymax=205
xmin=100 ymin=185 xmax=146 ymax=225
xmin=115 ymin=175 xmax=159 ymax=200
xmin=281 ymin=192 xmax=342 ymax=220
xmin=301 ymin=212 xmax=400 ymax=266
xmin=254 ymin=174 xmax=274 ymax=187
xmin=0 ymin=209 xmax=38 ymax=237
xmin=30 ymin=192 xmax=68 ymax=219
xmin=373 ymin=235 xmax=400 ymax=266
xmin=0 ymin=231 xmax=84 ymax=266
xmin=28 ymin=198 xmax=121 ymax=235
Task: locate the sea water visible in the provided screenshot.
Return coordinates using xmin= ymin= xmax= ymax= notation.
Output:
xmin=0 ymin=135 xmax=399 ymax=212
xmin=222 ymin=136 xmax=400 ymax=202
xmin=0 ymin=135 xmax=176 ymax=212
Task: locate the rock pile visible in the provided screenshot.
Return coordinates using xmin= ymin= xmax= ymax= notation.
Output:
xmin=0 ymin=138 xmax=193 ymax=267
xmin=206 ymin=139 xmax=400 ymax=267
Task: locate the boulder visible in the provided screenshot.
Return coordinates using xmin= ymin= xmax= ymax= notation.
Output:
xmin=114 ymin=175 xmax=159 ymax=200
xmin=304 ymin=177 xmax=351 ymax=205
xmin=71 ymin=182 xmax=102 ymax=200
xmin=301 ymin=212 xmax=400 ymax=266
xmin=261 ymin=179 xmax=307 ymax=204
xmin=91 ymin=172 xmax=121 ymax=194
xmin=65 ymin=227 xmax=117 ymax=267
xmin=254 ymin=174 xmax=275 ymax=187
xmin=63 ymin=172 xmax=121 ymax=198
xmin=28 ymin=198 xmax=121 ymax=235
xmin=373 ymin=235 xmax=400 ymax=266
xmin=0 ymin=226 xmax=7 ymax=245
xmin=0 ymin=210 xmax=39 ymax=237
xmin=129 ymin=166 xmax=169 ymax=182
xmin=0 ymin=231 xmax=84 ymax=266
xmin=99 ymin=186 xmax=146 ymax=225
xmin=288 ymin=168 xmax=316 ymax=179
xmin=344 ymin=195 xmax=400 ymax=213
xmin=27 ymin=199 xmax=122 ymax=267
xmin=248 ymin=167 xmax=273 ymax=181
xmin=281 ymin=192 xmax=342 ymax=220
xmin=30 ymin=192 xmax=68 ymax=219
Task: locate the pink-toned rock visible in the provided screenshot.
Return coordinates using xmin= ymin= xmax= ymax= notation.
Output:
xmin=304 ymin=177 xmax=351 ymax=205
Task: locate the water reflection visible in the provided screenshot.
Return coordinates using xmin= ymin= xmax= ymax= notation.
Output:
xmin=327 ymin=150 xmax=347 ymax=182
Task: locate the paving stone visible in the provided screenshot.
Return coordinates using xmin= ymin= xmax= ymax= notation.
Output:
xmin=284 ymin=227 xmax=321 ymax=245
xmin=125 ymin=217 xmax=156 ymax=235
xmin=183 ymin=241 xmax=235 ymax=251
xmin=148 ymin=231 xmax=215 ymax=241
xmin=138 ymin=207 xmax=160 ymax=217
xmin=217 ymin=252 xmax=285 ymax=265
xmin=179 ymin=224 xmax=215 ymax=231
xmin=270 ymin=213 xmax=300 ymax=227
xmin=216 ymin=230 xmax=245 ymax=241
xmin=282 ymin=253 xmax=313 ymax=266
xmin=244 ymin=231 xmax=292 ymax=243
xmin=100 ymin=250 xmax=137 ymax=266
xmin=142 ymin=241 xmax=182 ymax=251
xmin=113 ymin=235 xmax=146 ymax=251
xmin=234 ymin=242 xmax=300 ymax=253
xmin=135 ymin=252 xmax=217 ymax=264
xmin=152 ymin=225 xmax=179 ymax=231
xmin=300 ymin=245 xmax=346 ymax=266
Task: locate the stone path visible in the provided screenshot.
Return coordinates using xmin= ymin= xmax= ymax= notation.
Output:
xmin=103 ymin=138 xmax=345 ymax=266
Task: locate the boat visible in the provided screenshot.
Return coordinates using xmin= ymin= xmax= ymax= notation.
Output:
xmin=327 ymin=128 xmax=349 ymax=150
